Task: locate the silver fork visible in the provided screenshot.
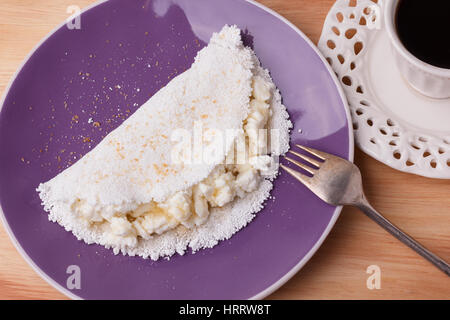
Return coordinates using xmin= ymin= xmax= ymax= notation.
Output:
xmin=281 ymin=144 xmax=450 ymax=276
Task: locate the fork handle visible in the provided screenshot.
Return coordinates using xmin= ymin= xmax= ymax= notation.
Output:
xmin=356 ymin=198 xmax=450 ymax=276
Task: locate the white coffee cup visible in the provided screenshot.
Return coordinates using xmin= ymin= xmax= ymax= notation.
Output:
xmin=384 ymin=0 xmax=450 ymax=99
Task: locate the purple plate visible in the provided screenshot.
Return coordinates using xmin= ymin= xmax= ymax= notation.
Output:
xmin=0 ymin=0 xmax=353 ymax=299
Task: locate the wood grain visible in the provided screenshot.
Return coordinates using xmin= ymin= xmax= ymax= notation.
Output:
xmin=0 ymin=0 xmax=449 ymax=300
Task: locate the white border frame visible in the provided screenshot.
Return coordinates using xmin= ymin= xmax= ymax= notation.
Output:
xmin=0 ymin=0 xmax=354 ymax=300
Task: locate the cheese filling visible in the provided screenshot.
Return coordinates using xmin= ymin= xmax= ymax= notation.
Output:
xmin=72 ymin=75 xmax=275 ymax=247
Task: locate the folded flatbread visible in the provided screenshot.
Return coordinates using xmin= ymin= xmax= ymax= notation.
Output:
xmin=37 ymin=25 xmax=291 ymax=260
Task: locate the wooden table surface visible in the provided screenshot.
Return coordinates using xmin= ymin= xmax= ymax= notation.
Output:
xmin=0 ymin=0 xmax=449 ymax=300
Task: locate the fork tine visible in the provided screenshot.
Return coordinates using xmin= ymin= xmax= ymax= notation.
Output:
xmin=296 ymin=144 xmax=327 ymax=160
xmin=280 ymin=164 xmax=311 ymax=185
xmin=288 ymin=150 xmax=321 ymax=168
xmin=284 ymin=157 xmax=316 ymax=175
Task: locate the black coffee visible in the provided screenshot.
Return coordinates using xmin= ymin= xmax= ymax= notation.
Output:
xmin=395 ymin=0 xmax=450 ymax=69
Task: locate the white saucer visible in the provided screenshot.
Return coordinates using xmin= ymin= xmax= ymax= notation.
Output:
xmin=318 ymin=0 xmax=450 ymax=178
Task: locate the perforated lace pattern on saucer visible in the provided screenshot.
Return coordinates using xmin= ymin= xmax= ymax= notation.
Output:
xmin=318 ymin=0 xmax=450 ymax=178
